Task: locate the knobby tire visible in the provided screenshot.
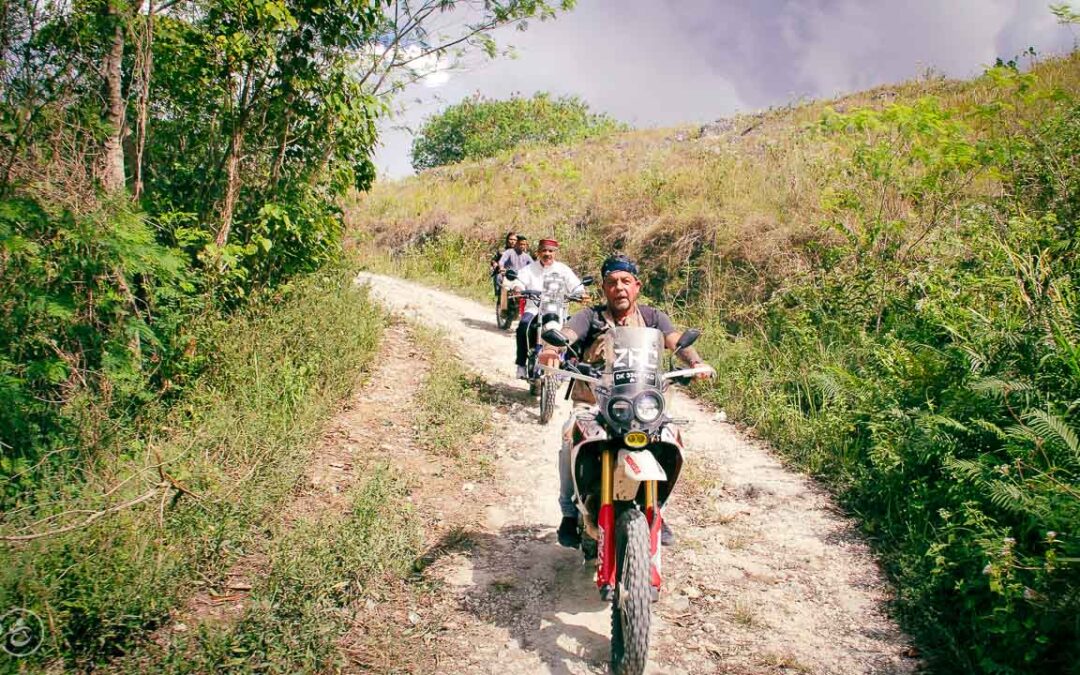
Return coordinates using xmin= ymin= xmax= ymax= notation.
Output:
xmin=611 ymin=509 xmax=651 ymax=675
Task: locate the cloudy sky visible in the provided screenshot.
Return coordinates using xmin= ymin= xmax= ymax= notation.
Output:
xmin=373 ymin=0 xmax=1079 ymax=179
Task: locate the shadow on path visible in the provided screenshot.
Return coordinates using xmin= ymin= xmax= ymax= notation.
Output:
xmin=417 ymin=525 xmax=611 ymax=673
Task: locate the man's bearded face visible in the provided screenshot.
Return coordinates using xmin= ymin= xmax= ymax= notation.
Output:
xmin=538 ymin=246 xmax=556 ymax=265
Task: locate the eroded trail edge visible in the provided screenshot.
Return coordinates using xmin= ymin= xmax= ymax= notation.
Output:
xmin=357 ymin=272 xmax=918 ymax=675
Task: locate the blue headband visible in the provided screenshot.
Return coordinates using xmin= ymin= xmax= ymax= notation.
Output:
xmin=601 ymin=257 xmax=638 ymax=278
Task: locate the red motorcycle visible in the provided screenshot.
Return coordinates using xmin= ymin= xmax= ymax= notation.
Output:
xmin=542 ymin=326 xmax=710 ymax=675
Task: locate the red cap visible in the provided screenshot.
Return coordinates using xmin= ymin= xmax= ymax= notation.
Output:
xmin=538 ymin=238 xmax=559 ymax=249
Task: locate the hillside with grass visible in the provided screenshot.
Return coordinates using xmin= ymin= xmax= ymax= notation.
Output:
xmin=348 ymin=52 xmax=1080 ymax=673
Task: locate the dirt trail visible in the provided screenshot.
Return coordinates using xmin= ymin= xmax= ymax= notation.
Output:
xmin=357 ymin=272 xmax=918 ymax=675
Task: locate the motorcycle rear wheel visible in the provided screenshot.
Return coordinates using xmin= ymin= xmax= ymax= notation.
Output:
xmin=611 ymin=509 xmax=651 ymax=675
xmin=496 ymin=301 xmax=512 ymax=330
xmin=539 ymin=375 xmax=557 ymax=424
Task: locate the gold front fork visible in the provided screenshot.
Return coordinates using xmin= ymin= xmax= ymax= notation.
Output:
xmin=600 ymin=448 xmax=614 ymax=505
xmin=644 ymin=479 xmax=657 ymax=513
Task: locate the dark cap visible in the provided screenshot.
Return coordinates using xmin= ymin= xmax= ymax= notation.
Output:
xmin=601 ymin=254 xmax=638 ymax=278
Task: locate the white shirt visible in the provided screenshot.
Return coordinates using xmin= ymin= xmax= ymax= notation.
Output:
xmin=512 ymin=260 xmax=585 ymax=314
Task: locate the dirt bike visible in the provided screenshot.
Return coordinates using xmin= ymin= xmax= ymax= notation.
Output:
xmin=541 ymin=325 xmax=711 ymax=675
xmin=494 ymin=271 xmax=526 ymax=331
xmin=505 ymin=269 xmax=593 ymax=423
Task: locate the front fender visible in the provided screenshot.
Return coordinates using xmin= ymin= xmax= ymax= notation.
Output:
xmin=618 ymin=449 xmax=667 ymax=481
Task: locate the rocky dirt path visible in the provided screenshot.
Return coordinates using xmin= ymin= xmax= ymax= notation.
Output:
xmin=357 ymin=272 xmax=918 ymax=675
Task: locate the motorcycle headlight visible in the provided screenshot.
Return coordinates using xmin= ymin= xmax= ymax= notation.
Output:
xmin=634 ymin=391 xmax=664 ymax=423
xmin=607 ymin=398 xmax=634 ymax=425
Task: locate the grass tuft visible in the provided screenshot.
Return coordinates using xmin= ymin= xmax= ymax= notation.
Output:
xmin=411 ymin=330 xmax=494 ymax=480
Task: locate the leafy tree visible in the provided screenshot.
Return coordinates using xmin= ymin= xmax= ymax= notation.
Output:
xmin=0 ymin=0 xmax=575 ymax=499
xmin=410 ymin=92 xmax=625 ymax=170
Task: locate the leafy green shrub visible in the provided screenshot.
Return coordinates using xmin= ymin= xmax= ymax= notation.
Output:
xmin=703 ymin=75 xmax=1080 ymax=672
xmin=0 ymin=197 xmax=192 ymax=498
xmin=410 ymin=93 xmax=626 ymax=170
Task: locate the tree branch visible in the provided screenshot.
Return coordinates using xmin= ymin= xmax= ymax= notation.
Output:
xmin=1 ymin=486 xmax=164 ymax=542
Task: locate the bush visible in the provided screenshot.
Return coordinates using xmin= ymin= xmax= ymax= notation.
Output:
xmin=410 ymin=93 xmax=625 ymax=170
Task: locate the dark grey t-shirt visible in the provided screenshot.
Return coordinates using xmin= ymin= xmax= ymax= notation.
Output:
xmin=564 ymin=305 xmax=676 ymax=347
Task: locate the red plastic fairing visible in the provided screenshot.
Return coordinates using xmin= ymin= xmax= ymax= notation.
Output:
xmin=597 ymin=503 xmax=615 ymax=589
xmin=647 ymin=506 xmax=663 ymax=589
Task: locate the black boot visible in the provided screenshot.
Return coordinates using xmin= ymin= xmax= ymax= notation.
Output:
xmin=557 ymin=516 xmax=581 ymax=548
xmin=660 ymin=519 xmax=675 ymax=547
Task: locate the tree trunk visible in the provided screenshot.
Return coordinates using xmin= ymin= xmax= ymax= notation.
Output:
xmin=101 ymin=8 xmax=126 ymax=193
xmin=215 ymin=126 xmax=243 ymax=246
xmin=133 ymin=6 xmax=153 ymax=199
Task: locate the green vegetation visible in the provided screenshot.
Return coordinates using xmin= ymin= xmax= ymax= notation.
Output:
xmin=1 ymin=0 xmax=567 ymax=483
xmin=413 ymin=330 xmax=494 ymax=479
xmin=353 ymin=231 xmax=493 ymax=304
xmin=350 ymin=53 xmax=1080 ymax=673
xmin=410 ymin=93 xmax=626 ymax=171
xmin=0 ymin=271 xmax=384 ymax=668
xmin=1 ymin=0 xmax=574 ymax=666
xmin=144 ymin=466 xmax=422 ymax=673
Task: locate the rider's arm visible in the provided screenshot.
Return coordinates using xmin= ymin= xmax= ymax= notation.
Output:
xmin=655 ymin=310 xmax=705 ymax=367
xmin=497 ymin=249 xmax=513 ymax=269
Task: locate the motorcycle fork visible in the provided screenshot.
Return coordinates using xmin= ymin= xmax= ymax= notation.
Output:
xmin=597 ymin=448 xmax=616 ymax=597
xmin=645 ymin=479 xmax=663 ymax=591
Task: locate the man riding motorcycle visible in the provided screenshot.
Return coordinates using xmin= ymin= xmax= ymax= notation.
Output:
xmin=496 ymin=235 xmax=534 ymax=315
xmin=490 ymin=232 xmax=518 ymax=297
xmin=539 ymin=254 xmax=715 ymax=548
xmin=504 ymin=238 xmax=584 ymax=380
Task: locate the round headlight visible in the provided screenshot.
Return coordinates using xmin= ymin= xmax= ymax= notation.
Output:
xmin=634 ymin=392 xmax=664 ymax=423
xmin=608 ymin=398 xmax=634 ymax=424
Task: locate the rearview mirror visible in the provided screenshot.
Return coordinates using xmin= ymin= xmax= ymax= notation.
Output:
xmin=674 ymin=329 xmax=701 ymax=352
xmin=542 ymin=329 xmax=569 ymax=347
xmin=504 ymin=269 xmax=518 ymax=281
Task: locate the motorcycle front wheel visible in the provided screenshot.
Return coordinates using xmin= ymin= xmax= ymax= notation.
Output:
xmin=539 ymin=374 xmax=557 ymax=424
xmin=611 ymin=509 xmax=651 ymax=675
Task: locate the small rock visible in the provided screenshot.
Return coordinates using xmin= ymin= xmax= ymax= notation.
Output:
xmin=173 ymin=622 xmax=188 ymax=633
xmin=408 ymin=611 xmax=421 ymax=625
xmin=463 ymin=482 xmax=475 ymax=493
xmin=683 ymin=585 xmax=701 ymax=599
xmin=714 ymin=411 xmax=728 ymax=423
xmin=365 ymin=599 xmax=376 ymax=610
xmin=668 ymin=595 xmax=691 ymax=612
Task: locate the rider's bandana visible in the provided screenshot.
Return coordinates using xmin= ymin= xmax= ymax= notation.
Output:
xmin=601 ymin=257 xmax=638 ymax=278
